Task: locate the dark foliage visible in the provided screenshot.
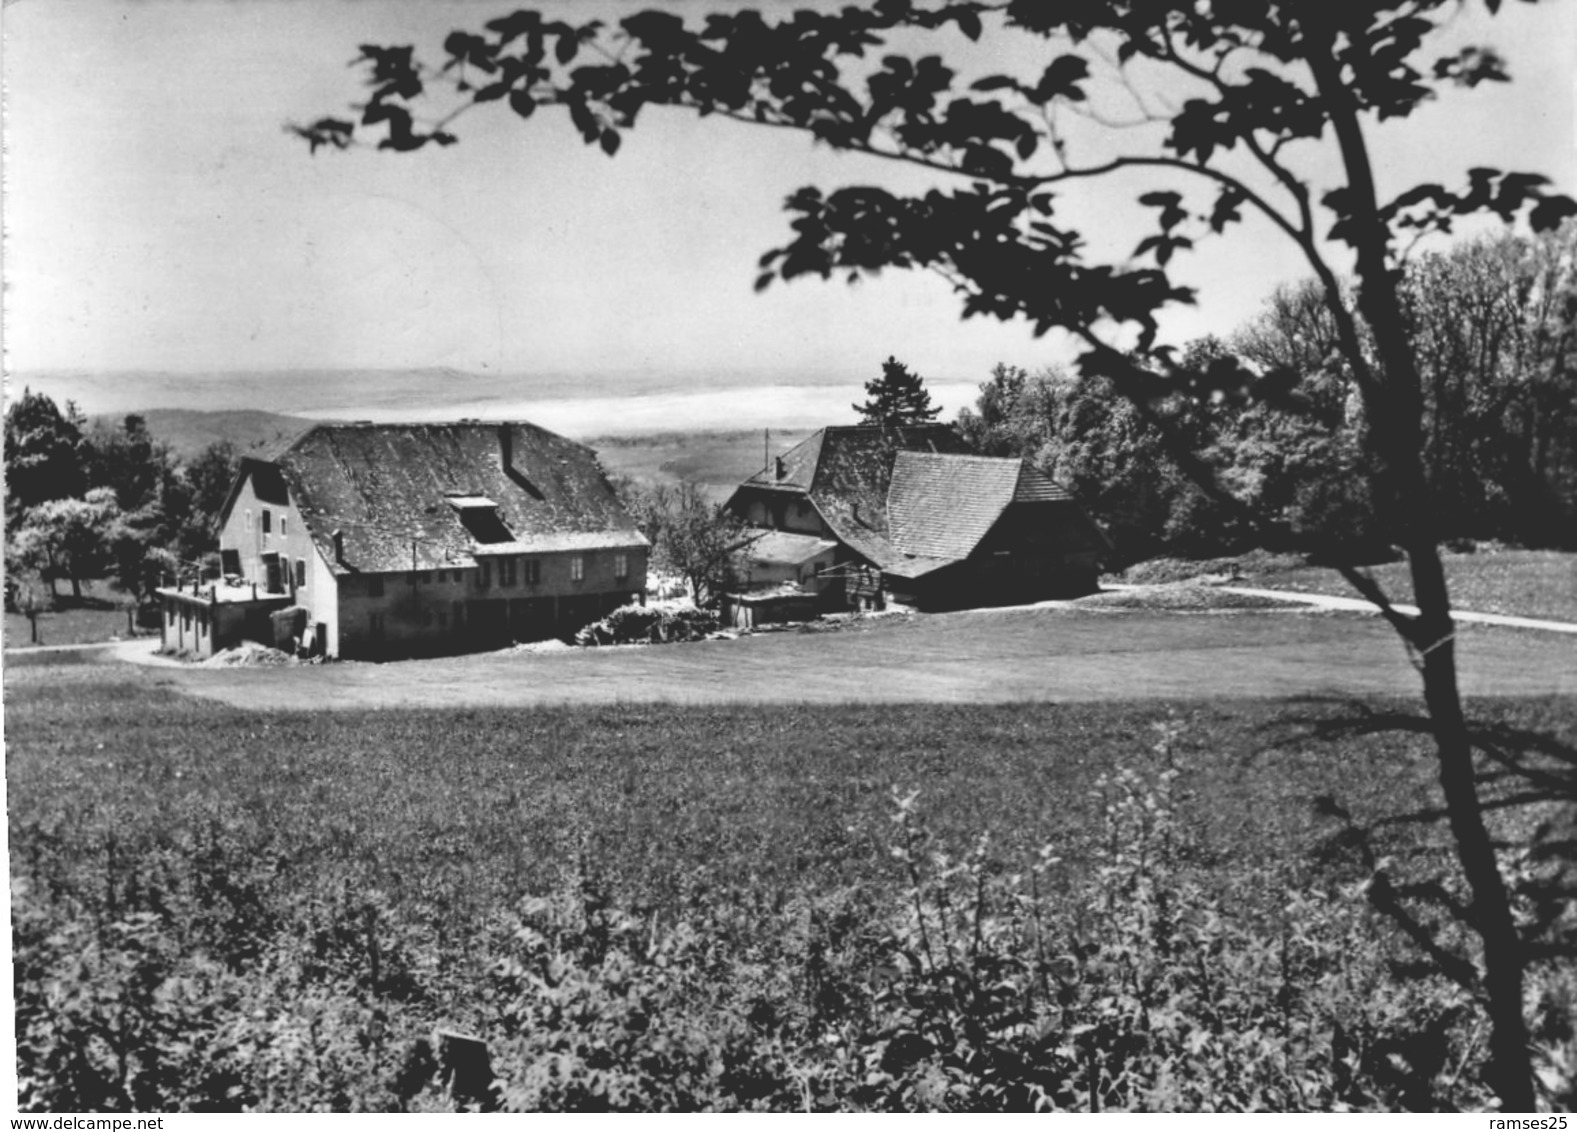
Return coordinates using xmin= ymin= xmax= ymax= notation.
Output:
xmin=3 ymin=394 xmax=247 ymax=605
xmin=855 ymin=356 xmax=943 ymax=426
xmin=4 ymin=388 xmax=88 ymax=528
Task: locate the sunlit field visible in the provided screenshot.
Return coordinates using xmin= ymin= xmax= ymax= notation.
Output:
xmin=9 ymin=664 xmax=1574 ymax=1111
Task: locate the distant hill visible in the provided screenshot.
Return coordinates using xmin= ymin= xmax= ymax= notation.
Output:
xmin=88 ymin=409 xmax=316 ymax=462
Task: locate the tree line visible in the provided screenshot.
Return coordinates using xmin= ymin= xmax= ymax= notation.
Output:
xmin=4 ymin=392 xmax=240 ymax=614
xmin=958 ymin=226 xmax=1577 ymax=566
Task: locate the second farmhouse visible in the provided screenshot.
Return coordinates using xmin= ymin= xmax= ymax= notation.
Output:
xmin=727 ymin=423 xmax=1111 ymax=611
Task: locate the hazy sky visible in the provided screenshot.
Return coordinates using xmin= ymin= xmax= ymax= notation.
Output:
xmin=3 ymin=0 xmax=1574 ymax=391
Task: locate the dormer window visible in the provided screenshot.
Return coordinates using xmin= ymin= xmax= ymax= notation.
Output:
xmin=446 ymin=494 xmax=514 ymax=544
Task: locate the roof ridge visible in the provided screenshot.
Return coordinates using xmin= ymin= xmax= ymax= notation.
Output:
xmin=898 ymin=451 xmax=1020 ymax=464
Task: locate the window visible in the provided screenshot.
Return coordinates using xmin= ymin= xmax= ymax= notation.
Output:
xmin=167 ymin=606 xmax=176 ymax=627
xmin=435 ymin=569 xmax=445 ymax=584
xmin=261 ymin=509 xmax=272 ymax=535
xmin=369 ymin=612 xmax=385 ymax=638
xmin=570 ymin=556 xmax=585 ymax=582
xmin=524 ymin=559 xmax=541 ymax=585
xmin=280 ymin=515 xmax=288 ymax=537
xmin=294 ymin=558 xmax=306 ymax=588
xmin=368 ymin=575 xmax=385 ymax=597
xmin=614 ymin=554 xmax=628 ymax=581
xmin=478 ymin=560 xmax=491 ymax=588
xmin=244 ymin=508 xmax=252 ymax=532
xmin=501 ymin=558 xmax=517 ymax=587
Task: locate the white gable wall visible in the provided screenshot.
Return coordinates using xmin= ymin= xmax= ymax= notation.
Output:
xmin=217 ymin=468 xmax=336 ymax=651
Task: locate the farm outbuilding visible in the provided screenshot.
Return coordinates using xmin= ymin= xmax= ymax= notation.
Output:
xmin=726 ymin=424 xmax=1111 ymax=612
xmin=207 ymin=420 xmax=648 ymax=659
xmin=156 ymin=580 xmax=294 ymax=660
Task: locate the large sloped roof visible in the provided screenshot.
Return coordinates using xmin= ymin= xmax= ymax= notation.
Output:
xmin=887 ymin=454 xmax=1077 ymax=561
xmin=233 ymin=421 xmax=646 ymax=574
xmin=889 ymin=453 xmax=1014 ymax=560
xmin=736 ymin=424 xmax=967 ymax=495
xmin=733 ymin=422 xmax=1106 ymax=577
xmin=730 ymin=423 xmax=969 ymax=566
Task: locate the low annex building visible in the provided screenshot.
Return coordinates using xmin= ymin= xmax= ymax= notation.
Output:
xmin=164 ymin=420 xmax=648 ymax=660
xmin=726 ymin=424 xmax=1111 ymax=611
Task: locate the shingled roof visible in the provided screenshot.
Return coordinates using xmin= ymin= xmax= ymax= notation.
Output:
xmin=732 ymin=423 xmax=1110 ymax=580
xmin=886 ymin=454 xmax=1077 ymax=561
xmin=734 ymin=424 xmax=970 ymax=562
xmin=232 ymin=421 xmax=646 ymax=574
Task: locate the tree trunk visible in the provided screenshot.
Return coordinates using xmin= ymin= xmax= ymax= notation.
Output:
xmin=1303 ymin=10 xmax=1535 ymax=1107
xmin=1408 ymin=540 xmax=1535 ymax=1111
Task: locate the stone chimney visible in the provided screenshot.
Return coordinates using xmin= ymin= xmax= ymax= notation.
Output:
xmin=499 ymin=423 xmax=514 ymax=477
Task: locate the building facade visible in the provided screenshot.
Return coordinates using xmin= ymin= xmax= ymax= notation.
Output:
xmin=194 ymin=420 xmax=648 ymax=660
xmin=726 ymin=424 xmax=1111 ymax=611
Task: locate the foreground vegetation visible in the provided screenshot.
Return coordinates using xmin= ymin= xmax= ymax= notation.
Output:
xmin=8 ymin=668 xmax=1573 ymax=1111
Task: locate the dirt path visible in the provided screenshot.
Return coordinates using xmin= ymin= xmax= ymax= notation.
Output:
xmin=85 ymin=604 xmax=1576 ymax=711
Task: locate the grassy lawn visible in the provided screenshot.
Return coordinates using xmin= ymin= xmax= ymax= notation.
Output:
xmin=1247 ymin=549 xmax=1577 ymax=623
xmin=139 ymin=603 xmax=1577 ymax=714
xmin=8 ymin=666 xmax=1573 ymax=1110
xmin=9 ymin=664 xmax=1569 ymax=936
xmin=3 ymin=579 xmax=145 ymax=648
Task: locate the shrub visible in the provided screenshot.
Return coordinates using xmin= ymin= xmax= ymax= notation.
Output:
xmin=573 ymin=603 xmax=720 ymax=646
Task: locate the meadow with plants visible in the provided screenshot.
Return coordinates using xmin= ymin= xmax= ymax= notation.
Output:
xmin=9 ymin=663 xmax=1574 ymax=1111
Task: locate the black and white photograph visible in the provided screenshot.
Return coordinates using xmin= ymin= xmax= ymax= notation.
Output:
xmin=4 ymin=0 xmax=1575 ymax=1114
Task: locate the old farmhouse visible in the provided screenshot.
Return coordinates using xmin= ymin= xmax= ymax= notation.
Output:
xmin=726 ymin=424 xmax=1111 ymax=611
xmin=161 ymin=421 xmax=648 ymax=660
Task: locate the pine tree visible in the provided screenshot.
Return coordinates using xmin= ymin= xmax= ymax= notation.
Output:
xmin=853 ymin=356 xmax=941 ymax=426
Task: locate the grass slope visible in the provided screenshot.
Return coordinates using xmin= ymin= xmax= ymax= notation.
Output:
xmin=1251 ymin=550 xmax=1577 ymax=623
xmin=3 ymin=579 xmax=143 ymax=648
xmin=9 ymin=665 xmax=1570 ymax=935
xmin=8 ymin=667 xmax=1573 ymax=1110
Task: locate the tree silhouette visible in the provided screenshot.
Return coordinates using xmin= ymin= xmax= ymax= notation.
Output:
xmin=4 ymin=388 xmax=86 ymax=530
xmin=296 ymin=2 xmax=1577 ymax=1107
xmin=854 ymin=356 xmax=942 ymax=425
